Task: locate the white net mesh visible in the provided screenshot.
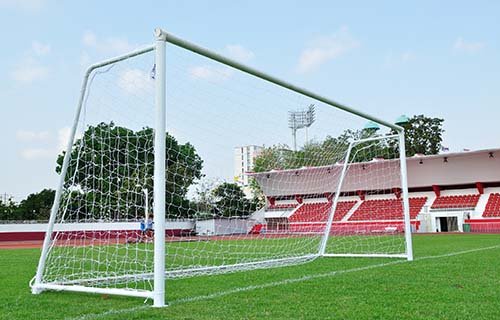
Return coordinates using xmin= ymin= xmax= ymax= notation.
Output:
xmin=40 ymin=49 xmax=157 ymax=292
xmin=37 ymin=40 xmax=410 ymax=298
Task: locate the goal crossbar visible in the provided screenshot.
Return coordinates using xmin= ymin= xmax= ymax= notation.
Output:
xmin=157 ymin=28 xmax=403 ymax=133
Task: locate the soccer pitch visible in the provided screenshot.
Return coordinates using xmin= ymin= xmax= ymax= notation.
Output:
xmin=1 ymin=234 xmax=499 ymax=319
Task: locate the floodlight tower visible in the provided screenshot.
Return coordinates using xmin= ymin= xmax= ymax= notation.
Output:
xmin=288 ymin=104 xmax=316 ymax=151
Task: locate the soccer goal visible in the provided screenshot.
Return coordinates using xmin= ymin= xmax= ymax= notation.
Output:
xmin=31 ymin=28 xmax=413 ymax=307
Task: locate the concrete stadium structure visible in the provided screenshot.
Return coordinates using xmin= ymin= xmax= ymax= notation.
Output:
xmin=2 ymin=148 xmax=500 ymax=242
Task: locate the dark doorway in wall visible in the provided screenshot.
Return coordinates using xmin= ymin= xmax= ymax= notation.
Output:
xmin=438 ymin=217 xmax=458 ymax=232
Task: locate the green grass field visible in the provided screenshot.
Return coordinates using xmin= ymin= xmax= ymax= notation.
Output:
xmin=1 ymin=234 xmax=499 ymax=320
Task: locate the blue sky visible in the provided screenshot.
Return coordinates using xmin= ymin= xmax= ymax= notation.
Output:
xmin=1 ymin=0 xmax=499 ymax=201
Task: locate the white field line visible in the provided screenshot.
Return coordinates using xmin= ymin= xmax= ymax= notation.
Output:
xmin=66 ymin=244 xmax=500 ymax=320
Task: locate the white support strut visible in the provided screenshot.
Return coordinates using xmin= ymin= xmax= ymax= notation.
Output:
xmin=399 ymin=131 xmax=414 ymax=261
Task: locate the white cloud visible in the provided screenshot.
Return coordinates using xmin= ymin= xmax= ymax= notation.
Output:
xmin=297 ymin=26 xmax=360 ymax=74
xmin=453 ymin=37 xmax=485 ymax=53
xmin=18 ymin=127 xmax=72 ymax=160
xmin=20 ymin=148 xmax=54 ymax=160
xmin=32 ymin=41 xmax=50 ymax=56
xmin=57 ymin=127 xmax=71 ymax=152
xmin=384 ymin=50 xmax=416 ymax=67
xmin=11 ymin=58 xmax=49 ymax=83
xmin=11 ymin=40 xmax=51 ymax=84
xmin=118 ymin=69 xmax=153 ymax=95
xmin=187 ymin=44 xmax=254 ymax=82
xmin=80 ymin=51 xmax=91 ymax=68
xmin=16 ymin=130 xmax=50 ymax=142
xmin=225 ymin=45 xmax=255 ymax=63
xmin=401 ymin=51 xmax=415 ymax=63
xmin=105 ymin=38 xmax=135 ymax=55
xmin=82 ymin=30 xmax=135 ymax=56
xmin=0 ymin=0 xmax=46 ymax=11
xmin=82 ymin=31 xmax=97 ymax=47
xmin=188 ymin=65 xmax=232 ymax=82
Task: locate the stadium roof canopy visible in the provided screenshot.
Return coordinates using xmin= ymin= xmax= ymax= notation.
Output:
xmin=248 ymin=148 xmax=500 ymax=197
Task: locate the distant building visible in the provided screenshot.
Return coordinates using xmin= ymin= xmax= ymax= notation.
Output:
xmin=233 ymin=145 xmax=264 ymax=197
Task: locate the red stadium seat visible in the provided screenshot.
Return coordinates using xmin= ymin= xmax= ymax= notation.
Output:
xmin=431 ymin=194 xmax=480 ymax=210
xmin=267 ymin=203 xmax=298 ymax=210
xmin=483 ymin=193 xmax=500 ymax=217
xmin=348 ymin=197 xmax=427 ymax=221
xmin=288 ymin=201 xmax=357 ymax=223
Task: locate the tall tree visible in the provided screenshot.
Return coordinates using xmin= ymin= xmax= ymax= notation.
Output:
xmin=252 ymin=114 xmax=445 ymax=175
xmin=55 ymin=122 xmax=203 ymax=220
xmin=252 ymin=128 xmax=378 ymax=174
xmin=211 ymin=182 xmax=257 ymax=217
xmin=15 ymin=189 xmax=55 ymax=220
xmin=0 ymin=199 xmax=17 ymax=221
xmin=394 ymin=114 xmax=445 ymax=156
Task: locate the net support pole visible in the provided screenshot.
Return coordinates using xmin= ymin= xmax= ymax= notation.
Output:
xmin=319 ymin=141 xmax=354 ymax=256
xmin=31 ymin=69 xmax=91 ymax=294
xmin=153 ymin=28 xmax=167 ymax=307
xmin=399 ymin=130 xmax=414 ymax=261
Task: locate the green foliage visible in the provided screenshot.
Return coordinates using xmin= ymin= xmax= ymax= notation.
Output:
xmin=211 ymin=182 xmax=258 ymax=217
xmin=252 ymin=129 xmax=378 ymax=173
xmin=248 ymin=177 xmax=266 ymax=207
xmin=0 ymin=199 xmax=17 ymax=220
xmin=55 ymin=122 xmax=203 ymax=220
xmin=192 ymin=178 xmax=220 ymax=216
xmin=253 ymin=114 xmax=445 ymax=173
xmin=0 ymin=190 xmax=55 ymax=221
xmin=395 ymin=114 xmax=445 ymax=156
xmin=17 ymin=189 xmax=55 ymax=220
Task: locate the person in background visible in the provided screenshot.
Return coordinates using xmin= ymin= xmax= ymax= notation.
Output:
xmin=145 ymin=214 xmax=154 ymax=242
xmin=139 ymin=216 xmax=147 ymax=242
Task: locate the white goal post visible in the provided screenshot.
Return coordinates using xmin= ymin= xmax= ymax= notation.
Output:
xmin=31 ymin=28 xmax=413 ymax=307
xmin=320 ymin=134 xmax=413 ymax=259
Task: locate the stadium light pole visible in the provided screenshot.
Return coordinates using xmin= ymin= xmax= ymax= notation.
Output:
xmin=288 ymin=104 xmax=315 ymax=151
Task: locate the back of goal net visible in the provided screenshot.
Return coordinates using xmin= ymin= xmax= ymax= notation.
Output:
xmin=34 ymin=37 xmax=409 ymax=299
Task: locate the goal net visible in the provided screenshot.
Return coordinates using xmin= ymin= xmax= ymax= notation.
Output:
xmin=32 ymin=30 xmax=412 ymax=305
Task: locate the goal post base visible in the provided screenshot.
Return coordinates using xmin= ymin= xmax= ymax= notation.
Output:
xmin=322 ymin=253 xmax=409 ymax=259
xmin=31 ymin=285 xmax=44 ymax=295
xmin=31 ymin=283 xmax=155 ymax=299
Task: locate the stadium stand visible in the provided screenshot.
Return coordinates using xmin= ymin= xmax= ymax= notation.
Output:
xmin=483 ymin=193 xmax=500 ymax=217
xmin=248 ymin=223 xmax=264 ymax=234
xmin=349 ymin=197 xmax=427 ymax=221
xmin=288 ymin=200 xmax=357 ymax=223
xmin=267 ymin=203 xmax=298 ymax=210
xmin=288 ymin=202 xmax=332 ymax=223
xmin=332 ymin=201 xmax=358 ymax=221
xmin=431 ymin=194 xmax=480 ymax=210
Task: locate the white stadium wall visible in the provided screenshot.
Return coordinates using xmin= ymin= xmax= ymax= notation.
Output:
xmin=251 ymin=159 xmax=401 ymax=197
xmin=251 ymin=149 xmax=500 ymax=197
xmin=407 ymin=150 xmax=500 ymax=187
xmin=0 ymin=220 xmax=194 ymax=242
